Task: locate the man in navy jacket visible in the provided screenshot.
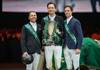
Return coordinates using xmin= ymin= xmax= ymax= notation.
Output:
xmin=63 ymin=5 xmax=83 ymax=70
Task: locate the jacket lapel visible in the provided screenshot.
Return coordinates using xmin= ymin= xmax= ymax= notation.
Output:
xmin=64 ymin=18 xmax=77 ymax=44
xmin=25 ymin=23 xmax=41 ymax=46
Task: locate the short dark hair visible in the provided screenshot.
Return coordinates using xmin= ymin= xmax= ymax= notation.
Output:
xmin=28 ymin=11 xmax=36 ymax=16
xmin=64 ymin=5 xmax=73 ymax=11
xmin=47 ymin=2 xmax=56 ymax=8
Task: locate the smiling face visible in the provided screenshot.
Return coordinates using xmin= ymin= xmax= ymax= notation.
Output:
xmin=28 ymin=11 xmax=37 ymax=23
xmin=64 ymin=6 xmax=73 ymax=18
xmin=47 ymin=3 xmax=56 ymax=16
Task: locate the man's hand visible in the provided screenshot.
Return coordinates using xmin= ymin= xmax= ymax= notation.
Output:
xmin=22 ymin=52 xmax=29 ymax=57
xmin=75 ymin=48 xmax=80 ymax=54
xmin=56 ymin=29 xmax=61 ymax=34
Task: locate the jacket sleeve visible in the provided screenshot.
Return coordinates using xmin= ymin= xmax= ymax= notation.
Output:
xmin=75 ymin=20 xmax=83 ymax=49
xmin=58 ymin=16 xmax=64 ymax=47
xmin=20 ymin=26 xmax=27 ymax=53
xmin=41 ymin=18 xmax=46 ymax=48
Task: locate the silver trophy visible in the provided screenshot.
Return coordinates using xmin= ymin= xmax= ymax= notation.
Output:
xmin=47 ymin=21 xmax=55 ymax=45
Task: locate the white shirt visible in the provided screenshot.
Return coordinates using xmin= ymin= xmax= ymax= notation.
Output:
xmin=30 ymin=22 xmax=37 ymax=32
xmin=49 ymin=15 xmax=56 ymax=21
xmin=67 ymin=16 xmax=73 ymax=24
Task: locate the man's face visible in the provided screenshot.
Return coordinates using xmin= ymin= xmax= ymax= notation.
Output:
xmin=47 ymin=4 xmax=56 ymax=15
xmin=64 ymin=7 xmax=72 ymax=18
xmin=28 ymin=12 xmax=37 ymax=23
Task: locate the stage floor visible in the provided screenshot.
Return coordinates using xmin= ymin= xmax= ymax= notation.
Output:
xmin=0 ymin=63 xmax=25 ymax=70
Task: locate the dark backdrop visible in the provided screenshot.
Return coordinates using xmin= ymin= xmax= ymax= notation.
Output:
xmin=0 ymin=12 xmax=100 ymax=63
xmin=1 ymin=12 xmax=100 ymax=36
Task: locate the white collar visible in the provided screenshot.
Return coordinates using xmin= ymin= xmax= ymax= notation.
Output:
xmin=49 ymin=15 xmax=56 ymax=21
xmin=30 ymin=21 xmax=37 ymax=31
xmin=30 ymin=21 xmax=36 ymax=25
xmin=67 ymin=16 xmax=73 ymax=24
